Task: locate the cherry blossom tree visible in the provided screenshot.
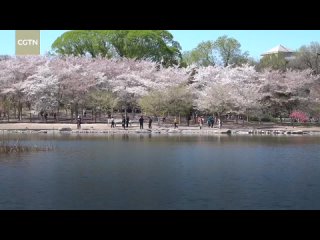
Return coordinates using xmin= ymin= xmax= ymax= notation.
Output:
xmin=89 ymin=58 xmax=190 ymax=118
xmin=307 ymin=79 xmax=320 ymax=118
xmin=258 ymin=68 xmax=317 ymax=120
xmin=51 ymin=57 xmax=98 ymax=120
xmin=21 ymin=61 xmax=60 ymax=116
xmin=0 ymin=56 xmax=45 ymax=120
xmin=191 ymin=65 xmax=261 ymax=121
xmin=0 ymin=55 xmax=318 ymax=125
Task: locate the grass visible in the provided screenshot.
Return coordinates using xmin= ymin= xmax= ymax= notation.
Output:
xmin=0 ymin=138 xmax=54 ymax=154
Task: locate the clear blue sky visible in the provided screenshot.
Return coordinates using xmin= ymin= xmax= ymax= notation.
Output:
xmin=1 ymin=30 xmax=320 ymax=60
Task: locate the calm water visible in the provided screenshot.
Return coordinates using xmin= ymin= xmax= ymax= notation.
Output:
xmin=0 ymin=133 xmax=320 ymax=209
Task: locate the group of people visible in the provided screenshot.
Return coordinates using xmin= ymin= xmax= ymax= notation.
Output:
xmin=207 ymin=116 xmax=215 ymax=128
xmin=139 ymin=116 xmax=153 ymax=129
xmin=122 ymin=116 xmax=130 ymax=129
xmin=198 ymin=116 xmax=222 ymax=129
xmin=109 ymin=115 xmax=153 ymax=129
xmin=110 ymin=116 xmax=130 ymax=128
xmin=168 ymin=116 xmax=222 ymax=130
xmin=76 ymin=114 xmax=222 ymax=130
xmin=40 ymin=111 xmax=57 ymax=122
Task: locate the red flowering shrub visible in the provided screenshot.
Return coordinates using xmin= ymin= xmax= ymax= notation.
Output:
xmin=289 ymin=111 xmax=309 ymax=123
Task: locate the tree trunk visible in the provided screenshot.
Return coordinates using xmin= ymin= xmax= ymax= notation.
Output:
xmin=246 ymin=109 xmax=249 ymax=123
xmin=75 ymin=103 xmax=78 ymax=120
xmin=179 ymin=113 xmax=181 ymax=125
xmin=18 ymin=101 xmax=22 ymax=121
xmin=57 ymin=107 xmax=60 ymax=122
xmin=71 ymin=109 xmax=74 ymax=122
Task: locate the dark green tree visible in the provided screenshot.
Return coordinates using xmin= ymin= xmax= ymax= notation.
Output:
xmin=51 ymin=30 xmax=182 ymax=66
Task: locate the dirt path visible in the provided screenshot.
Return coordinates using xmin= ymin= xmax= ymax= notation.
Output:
xmin=1 ymin=122 xmax=320 ymax=132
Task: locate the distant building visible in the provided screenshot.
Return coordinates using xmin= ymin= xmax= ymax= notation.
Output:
xmin=261 ymin=45 xmax=296 ymax=61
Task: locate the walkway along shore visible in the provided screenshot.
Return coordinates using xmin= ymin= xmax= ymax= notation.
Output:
xmin=1 ymin=123 xmax=320 ymax=135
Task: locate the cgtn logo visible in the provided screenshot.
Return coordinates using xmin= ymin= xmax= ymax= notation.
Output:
xmin=17 ymin=39 xmax=39 ymax=46
xmin=15 ymin=30 xmax=40 ymax=55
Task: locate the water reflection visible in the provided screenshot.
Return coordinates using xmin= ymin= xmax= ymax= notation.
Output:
xmin=0 ymin=133 xmax=320 ymax=209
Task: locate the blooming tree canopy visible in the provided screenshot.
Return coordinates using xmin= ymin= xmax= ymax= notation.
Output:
xmin=0 ymin=56 xmax=319 ymax=122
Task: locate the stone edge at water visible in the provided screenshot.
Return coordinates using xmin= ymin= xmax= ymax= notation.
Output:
xmin=2 ymin=128 xmax=320 ymax=135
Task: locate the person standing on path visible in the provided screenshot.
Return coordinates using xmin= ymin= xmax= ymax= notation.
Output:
xmin=139 ymin=116 xmax=144 ymax=129
xmin=111 ymin=117 xmax=115 ymax=128
xmin=148 ymin=116 xmax=153 ymax=129
xmin=126 ymin=116 xmax=130 ymax=128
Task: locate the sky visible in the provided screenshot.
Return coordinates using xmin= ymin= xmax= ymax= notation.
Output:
xmin=1 ymin=30 xmax=320 ymax=60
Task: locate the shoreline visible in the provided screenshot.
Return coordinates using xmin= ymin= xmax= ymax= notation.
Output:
xmin=1 ymin=123 xmax=320 ymax=135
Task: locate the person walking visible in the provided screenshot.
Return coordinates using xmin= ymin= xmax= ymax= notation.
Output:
xmin=207 ymin=116 xmax=212 ymax=127
xmin=211 ymin=116 xmax=215 ymax=128
xmin=139 ymin=116 xmax=144 ymax=129
xmin=198 ymin=116 xmax=204 ymax=129
xmin=148 ymin=116 xmax=153 ymax=129
xmin=208 ymin=115 xmax=214 ymax=128
xmin=77 ymin=115 xmax=82 ymax=129
xmin=218 ymin=118 xmax=222 ymax=129
xmin=187 ymin=115 xmax=191 ymax=126
xmin=174 ymin=117 xmax=178 ymax=129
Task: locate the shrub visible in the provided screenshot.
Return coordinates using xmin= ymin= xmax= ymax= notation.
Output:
xmin=260 ymin=117 xmax=271 ymax=122
xmin=289 ymin=111 xmax=309 ymax=123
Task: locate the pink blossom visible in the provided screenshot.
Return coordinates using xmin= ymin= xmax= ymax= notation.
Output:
xmin=290 ymin=111 xmax=309 ymax=123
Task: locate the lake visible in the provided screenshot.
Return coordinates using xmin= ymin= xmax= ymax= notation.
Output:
xmin=0 ymin=133 xmax=320 ymax=209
